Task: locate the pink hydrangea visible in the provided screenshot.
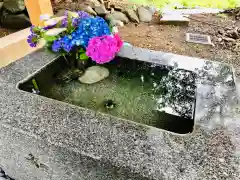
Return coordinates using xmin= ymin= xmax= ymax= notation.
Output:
xmin=86 ymin=34 xmax=123 ymax=64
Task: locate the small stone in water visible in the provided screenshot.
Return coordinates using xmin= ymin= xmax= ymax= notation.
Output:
xmin=79 ymin=66 xmax=109 ymax=84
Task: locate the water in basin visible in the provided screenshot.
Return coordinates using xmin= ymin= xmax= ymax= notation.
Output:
xmin=19 ymin=57 xmax=197 ymax=134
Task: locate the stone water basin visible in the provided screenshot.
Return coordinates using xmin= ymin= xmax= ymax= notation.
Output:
xmin=18 ymin=56 xmax=197 ymax=134
xmin=0 ymin=46 xmax=239 ymax=180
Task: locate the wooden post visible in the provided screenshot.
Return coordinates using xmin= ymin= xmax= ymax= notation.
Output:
xmin=24 ymin=0 xmax=54 ymax=26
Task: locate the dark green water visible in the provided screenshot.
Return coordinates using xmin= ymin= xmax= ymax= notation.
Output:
xmin=19 ymin=57 xmax=196 ymax=134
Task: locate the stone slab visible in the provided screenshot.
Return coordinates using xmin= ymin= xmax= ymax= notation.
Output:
xmin=162 ymin=8 xmax=224 ymax=15
xmin=160 ymin=14 xmax=189 ymax=25
xmin=186 ymin=33 xmax=212 ymax=45
xmin=0 ymin=46 xmax=240 ymax=180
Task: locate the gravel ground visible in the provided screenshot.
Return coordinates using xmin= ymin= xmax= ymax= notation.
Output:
xmin=119 ymin=13 xmax=240 ymax=67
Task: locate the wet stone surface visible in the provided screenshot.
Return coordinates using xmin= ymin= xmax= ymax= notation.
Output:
xmin=0 ymin=168 xmax=15 ymax=180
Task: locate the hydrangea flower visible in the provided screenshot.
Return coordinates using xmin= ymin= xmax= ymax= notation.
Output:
xmin=70 ymin=16 xmax=110 ymax=48
xmin=86 ymin=34 xmax=123 ymax=64
xmin=61 ymin=11 xmax=90 ymax=28
xmin=77 ymin=11 xmax=90 ymax=19
xmin=27 ymin=33 xmax=40 ymax=47
xmin=52 ymin=39 xmax=62 ymax=52
xmin=51 ymin=36 xmax=73 ymax=53
xmin=61 ymin=36 xmax=73 ymax=52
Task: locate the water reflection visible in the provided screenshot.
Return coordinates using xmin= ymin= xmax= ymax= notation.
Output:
xmin=153 ymin=68 xmax=197 ymax=119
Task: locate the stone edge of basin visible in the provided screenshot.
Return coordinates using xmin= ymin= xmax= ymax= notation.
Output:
xmin=0 ymin=46 xmax=240 ymax=180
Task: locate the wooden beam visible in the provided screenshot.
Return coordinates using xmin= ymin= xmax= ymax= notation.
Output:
xmin=24 ymin=0 xmax=53 ymax=26
xmin=0 ymin=28 xmax=44 ymax=68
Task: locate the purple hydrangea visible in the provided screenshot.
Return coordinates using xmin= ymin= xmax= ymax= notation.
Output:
xmin=77 ymin=11 xmax=90 ymax=19
xmin=61 ymin=17 xmax=68 ymax=28
xmin=72 ymin=18 xmax=80 ymax=27
xmin=51 ymin=40 xmax=62 ymax=52
xmin=51 ymin=36 xmax=73 ymax=53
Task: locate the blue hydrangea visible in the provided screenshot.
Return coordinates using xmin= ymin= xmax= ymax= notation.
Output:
xmin=52 ymin=40 xmax=62 ymax=52
xmin=51 ymin=16 xmax=110 ymax=53
xmin=61 ymin=36 xmax=73 ymax=52
xmin=70 ymin=16 xmax=110 ymax=48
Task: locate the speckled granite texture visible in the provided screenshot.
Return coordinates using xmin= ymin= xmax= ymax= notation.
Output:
xmin=0 ymin=47 xmax=240 ymax=180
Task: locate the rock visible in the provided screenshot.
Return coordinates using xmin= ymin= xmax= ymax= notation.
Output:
xmin=110 ymin=11 xmax=129 ymax=24
xmin=83 ymin=6 xmax=97 ymax=16
xmin=147 ymin=5 xmax=158 ymax=15
xmin=137 ymin=6 xmax=152 ymax=22
xmin=3 ymin=0 xmax=25 ymax=13
xmin=89 ymin=0 xmax=101 ymax=7
xmin=226 ymin=29 xmax=240 ymax=39
xmin=218 ymin=29 xmax=225 ymax=35
xmin=125 ymin=9 xmax=139 ymax=23
xmin=104 ymin=0 xmax=111 ymax=10
xmin=0 ymin=10 xmax=31 ymax=29
xmin=222 ymin=37 xmax=236 ymax=42
xmin=110 ymin=4 xmax=123 ymax=12
xmin=55 ymin=9 xmax=65 ymax=17
xmin=98 ymin=0 xmax=104 ymax=4
xmin=105 ymin=14 xmax=124 ymax=26
xmin=0 ymin=2 xmax=3 ymax=11
xmin=94 ymin=4 xmax=109 ymax=15
xmin=109 ymin=18 xmax=124 ymax=27
xmin=79 ymin=66 xmax=109 ymax=84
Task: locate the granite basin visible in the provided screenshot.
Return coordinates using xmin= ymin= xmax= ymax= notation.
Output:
xmin=18 ymin=56 xmax=197 ymax=134
xmin=0 ymin=46 xmax=239 ymax=180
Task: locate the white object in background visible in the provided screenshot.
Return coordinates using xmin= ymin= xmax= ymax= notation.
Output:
xmin=44 ymin=16 xmax=65 ymax=26
xmin=186 ymin=33 xmax=212 ymax=45
xmin=40 ymin=14 xmax=51 ymax=21
xmin=160 ymin=14 xmax=190 ymax=24
xmin=162 ymin=8 xmax=224 ymax=15
xmin=112 ymin=26 xmax=119 ymax=33
xmin=123 ymin=42 xmax=132 ymax=47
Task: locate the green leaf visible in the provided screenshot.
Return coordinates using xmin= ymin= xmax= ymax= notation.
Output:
xmin=76 ymin=52 xmax=79 ymax=59
xmin=43 ymin=34 xmax=57 ymax=42
xmin=78 ymin=48 xmax=85 ymax=53
xmin=79 ymin=52 xmax=89 ymax=61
